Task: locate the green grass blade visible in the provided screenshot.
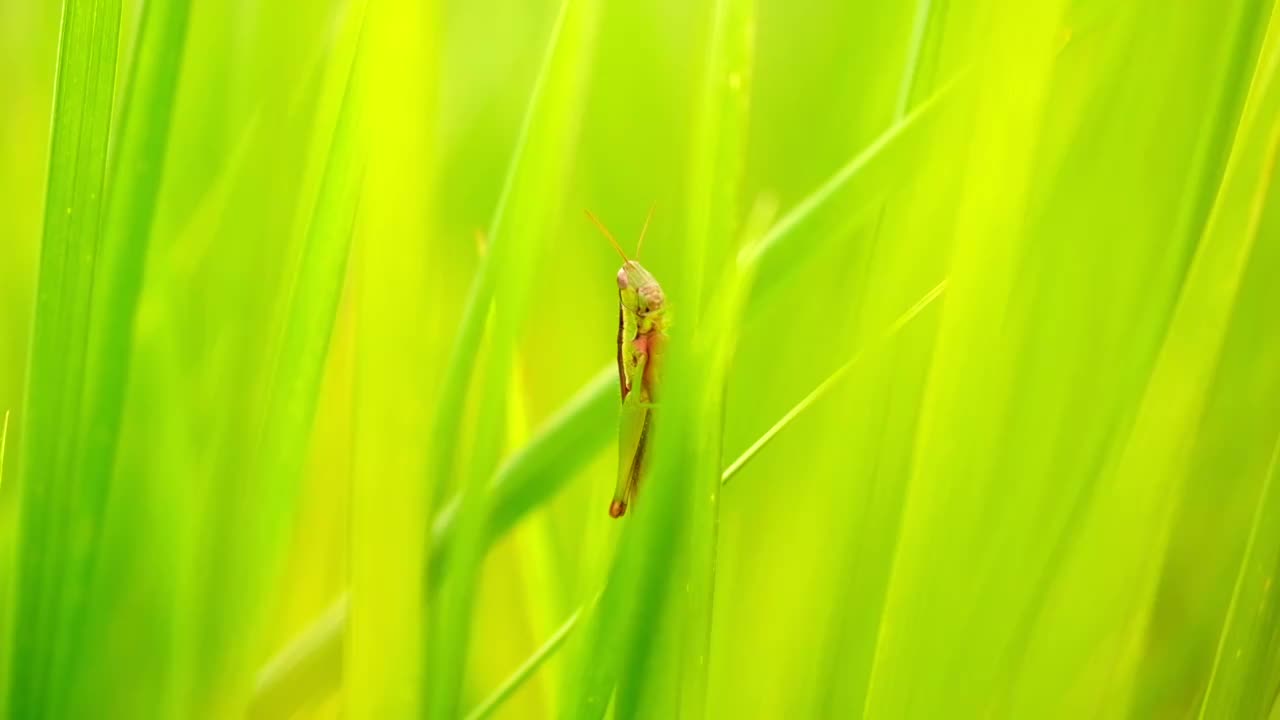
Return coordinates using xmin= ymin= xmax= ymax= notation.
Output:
xmin=8 ymin=0 xmax=122 ymax=714
xmin=42 ymin=0 xmax=193 ymax=704
xmin=425 ymin=1 xmax=599 ymax=716
xmin=721 ymin=279 xmax=947 ymax=485
xmin=683 ymin=0 xmax=755 ymax=320
xmin=678 ymin=195 xmax=771 ymax=720
xmin=1200 ymin=433 xmax=1280 ymax=718
xmin=253 ymin=2 xmax=366 ymax=541
xmin=78 ymin=0 xmax=191 ymax=489
xmin=464 ymin=606 xmax=584 ymax=720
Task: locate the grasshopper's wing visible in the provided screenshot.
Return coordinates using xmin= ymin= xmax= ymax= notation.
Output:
xmin=613 ymin=395 xmax=650 ymax=517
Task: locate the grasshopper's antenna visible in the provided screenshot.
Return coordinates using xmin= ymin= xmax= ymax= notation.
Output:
xmin=586 ymin=210 xmax=630 ymax=263
xmin=635 ymin=203 xmax=655 ymax=258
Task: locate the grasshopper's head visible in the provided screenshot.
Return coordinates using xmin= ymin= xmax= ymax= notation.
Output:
xmin=617 ymin=260 xmax=664 ymax=315
xmin=587 ymin=207 xmax=665 ymax=315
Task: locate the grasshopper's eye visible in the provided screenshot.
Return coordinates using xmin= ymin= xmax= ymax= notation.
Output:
xmin=616 ymin=268 xmax=629 ymax=289
xmin=640 ymin=285 xmax=663 ymax=309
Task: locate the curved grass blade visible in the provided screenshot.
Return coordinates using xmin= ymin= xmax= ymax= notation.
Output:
xmin=251 ymin=77 xmax=959 ymax=711
xmin=9 ymin=0 xmax=122 ymax=714
xmin=1199 ymin=433 xmax=1280 ymax=719
xmin=247 ymin=596 xmax=348 ymax=720
xmin=464 ymin=606 xmax=584 ymax=720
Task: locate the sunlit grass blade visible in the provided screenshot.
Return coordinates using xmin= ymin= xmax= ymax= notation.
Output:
xmin=1199 ymin=433 xmax=1280 ymax=718
xmin=425 ymin=0 xmax=600 ymax=716
xmin=721 ymin=279 xmax=947 ymax=484
xmin=8 ymin=0 xmax=122 ymax=715
xmin=347 ymin=0 xmax=438 ymax=714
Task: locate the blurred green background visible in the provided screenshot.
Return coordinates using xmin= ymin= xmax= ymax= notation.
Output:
xmin=3 ymin=0 xmax=1280 ymax=717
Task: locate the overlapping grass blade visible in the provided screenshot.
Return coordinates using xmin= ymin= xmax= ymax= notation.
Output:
xmin=8 ymin=0 xmax=122 ymax=714
xmin=424 ymin=1 xmax=600 ymax=716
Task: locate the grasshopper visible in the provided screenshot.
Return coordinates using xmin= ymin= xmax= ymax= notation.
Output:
xmin=586 ymin=208 xmax=669 ymax=518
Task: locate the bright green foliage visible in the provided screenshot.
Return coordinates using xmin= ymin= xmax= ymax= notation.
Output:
xmin=4 ymin=0 xmax=1280 ymax=718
